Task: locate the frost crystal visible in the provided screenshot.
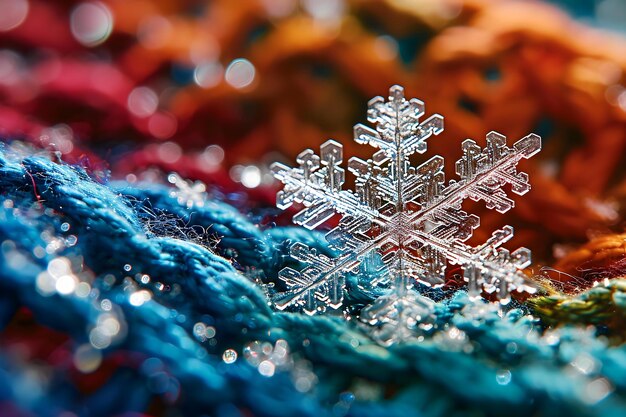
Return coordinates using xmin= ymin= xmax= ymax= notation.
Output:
xmin=271 ymin=85 xmax=541 ymax=325
xmin=168 ymin=173 xmax=207 ymax=208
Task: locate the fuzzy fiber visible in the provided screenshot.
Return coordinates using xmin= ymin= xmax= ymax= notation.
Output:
xmin=0 ymin=148 xmax=625 ymax=417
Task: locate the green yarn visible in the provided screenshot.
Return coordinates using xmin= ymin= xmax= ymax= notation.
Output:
xmin=530 ymin=279 xmax=626 ymax=338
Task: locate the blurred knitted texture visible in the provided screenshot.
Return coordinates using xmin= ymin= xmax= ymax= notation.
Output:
xmin=1 ymin=147 xmax=626 ymax=417
xmin=1 ymin=0 xmax=625 ymax=265
xmin=1 ymin=0 xmax=626 ymax=416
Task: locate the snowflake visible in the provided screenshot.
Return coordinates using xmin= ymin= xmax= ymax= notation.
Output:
xmin=168 ymin=173 xmax=208 ymax=208
xmin=271 ymin=85 xmax=541 ymax=325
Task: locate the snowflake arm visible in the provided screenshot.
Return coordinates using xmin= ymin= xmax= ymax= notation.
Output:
xmin=353 ymin=85 xmax=444 ymax=159
xmin=403 ymin=132 xmax=539 ymax=294
xmin=274 ymin=233 xmax=389 ymax=314
xmin=412 ymin=131 xmax=540 ymax=226
xmin=411 ymin=226 xmax=535 ymax=302
xmin=271 ymin=140 xmax=376 ymax=229
xmin=274 ymin=243 xmax=350 ymax=314
xmin=353 ymin=86 xmax=444 ymax=209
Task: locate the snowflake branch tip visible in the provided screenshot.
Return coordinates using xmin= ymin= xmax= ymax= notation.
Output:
xmin=355 ymin=85 xmax=444 ymax=158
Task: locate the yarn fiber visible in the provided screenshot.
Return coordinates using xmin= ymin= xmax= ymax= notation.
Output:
xmin=1 ymin=148 xmax=626 ymax=417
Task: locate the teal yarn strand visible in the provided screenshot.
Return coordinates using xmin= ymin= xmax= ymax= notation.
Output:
xmin=1 ymin=148 xmax=626 ymax=417
xmin=116 ymin=182 xmax=335 ymax=278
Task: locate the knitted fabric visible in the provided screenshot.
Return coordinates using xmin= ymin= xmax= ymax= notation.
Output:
xmin=1 ymin=148 xmax=626 ymax=417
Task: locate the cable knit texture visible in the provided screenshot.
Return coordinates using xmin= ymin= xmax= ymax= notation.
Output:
xmin=0 ymin=149 xmax=625 ymax=417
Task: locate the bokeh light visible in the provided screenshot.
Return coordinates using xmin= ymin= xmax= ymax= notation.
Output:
xmin=128 ymin=86 xmax=159 ymax=118
xmin=148 ymin=113 xmax=178 ymax=140
xmin=261 ymin=0 xmax=297 ymax=18
xmin=136 ymin=15 xmax=172 ymax=49
xmin=73 ymin=344 xmax=103 ymax=373
xmin=0 ymin=1 xmax=626 ymax=416
xmin=0 ymin=0 xmax=29 ymax=32
xmin=302 ymin=0 xmax=345 ymax=25
xmin=194 ymin=61 xmax=223 ymax=89
xmin=240 ymin=165 xmax=262 ymax=188
xmin=222 ymin=349 xmax=238 ymax=364
xmin=225 ymin=59 xmax=256 ymax=89
xmin=70 ymin=2 xmax=114 ymax=47
xmin=0 ymin=50 xmax=21 ymax=85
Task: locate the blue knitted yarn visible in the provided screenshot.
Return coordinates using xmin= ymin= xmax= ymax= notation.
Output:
xmin=0 ymin=148 xmax=626 ymax=417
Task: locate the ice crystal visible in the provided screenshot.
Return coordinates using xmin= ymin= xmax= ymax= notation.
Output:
xmin=168 ymin=173 xmax=207 ymax=208
xmin=271 ymin=85 xmax=541 ymax=324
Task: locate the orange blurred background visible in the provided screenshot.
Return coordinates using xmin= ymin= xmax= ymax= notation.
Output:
xmin=1 ymin=0 xmax=625 ymax=279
